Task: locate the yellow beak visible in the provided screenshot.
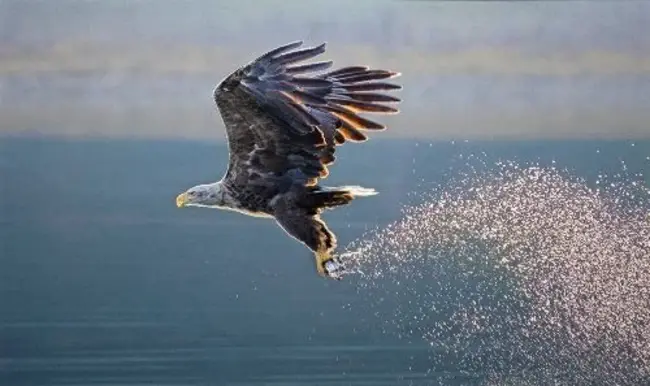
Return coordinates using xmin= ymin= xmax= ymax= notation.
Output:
xmin=176 ymin=192 xmax=188 ymax=208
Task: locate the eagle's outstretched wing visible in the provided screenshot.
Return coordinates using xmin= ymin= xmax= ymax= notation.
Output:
xmin=213 ymin=41 xmax=402 ymax=188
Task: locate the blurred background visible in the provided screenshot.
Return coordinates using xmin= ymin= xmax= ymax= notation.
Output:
xmin=2 ymin=1 xmax=650 ymax=385
xmin=2 ymin=0 xmax=649 ymax=141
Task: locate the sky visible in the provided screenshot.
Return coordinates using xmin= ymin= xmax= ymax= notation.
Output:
xmin=1 ymin=0 xmax=649 ymax=140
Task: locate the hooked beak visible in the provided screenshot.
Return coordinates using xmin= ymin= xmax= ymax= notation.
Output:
xmin=176 ymin=192 xmax=188 ymax=208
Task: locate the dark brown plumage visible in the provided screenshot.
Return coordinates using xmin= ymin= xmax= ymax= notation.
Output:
xmin=193 ymin=41 xmax=402 ymax=278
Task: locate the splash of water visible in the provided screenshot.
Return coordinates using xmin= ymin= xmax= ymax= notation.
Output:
xmin=340 ymin=163 xmax=650 ymax=385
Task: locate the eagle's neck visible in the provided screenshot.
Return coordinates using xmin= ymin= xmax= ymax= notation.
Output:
xmin=210 ymin=180 xmax=235 ymax=209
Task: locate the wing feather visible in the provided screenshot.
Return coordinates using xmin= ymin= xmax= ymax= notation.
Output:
xmin=345 ymin=92 xmax=401 ymax=103
xmin=333 ymin=71 xmax=400 ymax=84
xmin=286 ymin=61 xmax=333 ymax=74
xmin=255 ymin=41 xmax=304 ymax=63
xmin=324 ymin=66 xmax=369 ymax=77
xmin=340 ymin=82 xmax=402 ymax=92
xmin=270 ymin=43 xmax=327 ymax=66
xmin=213 ymin=41 xmax=401 ymax=188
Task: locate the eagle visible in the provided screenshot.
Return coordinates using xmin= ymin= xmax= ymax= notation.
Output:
xmin=175 ymin=41 xmax=401 ymax=279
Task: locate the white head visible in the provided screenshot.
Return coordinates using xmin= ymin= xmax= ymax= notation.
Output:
xmin=176 ymin=182 xmax=225 ymax=209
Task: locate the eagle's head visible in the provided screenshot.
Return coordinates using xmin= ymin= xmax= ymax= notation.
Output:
xmin=176 ymin=182 xmax=226 ymax=209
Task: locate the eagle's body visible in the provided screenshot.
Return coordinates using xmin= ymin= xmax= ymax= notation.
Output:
xmin=176 ymin=41 xmax=401 ymax=279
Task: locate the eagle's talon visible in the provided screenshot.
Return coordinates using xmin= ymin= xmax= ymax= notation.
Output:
xmin=323 ymin=258 xmax=344 ymax=280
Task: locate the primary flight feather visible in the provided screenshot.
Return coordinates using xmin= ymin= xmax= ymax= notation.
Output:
xmin=175 ymin=41 xmax=402 ymax=279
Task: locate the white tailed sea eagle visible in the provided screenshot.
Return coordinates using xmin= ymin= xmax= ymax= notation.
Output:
xmin=175 ymin=41 xmax=401 ymax=279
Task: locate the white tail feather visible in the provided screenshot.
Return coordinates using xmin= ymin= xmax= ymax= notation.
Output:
xmin=325 ymin=185 xmax=378 ymax=197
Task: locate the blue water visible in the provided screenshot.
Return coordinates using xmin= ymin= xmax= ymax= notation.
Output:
xmin=1 ymin=137 xmax=648 ymax=385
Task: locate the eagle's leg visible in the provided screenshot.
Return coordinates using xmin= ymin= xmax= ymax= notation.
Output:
xmin=314 ymin=250 xmax=343 ymax=280
xmin=314 ymin=251 xmax=329 ymax=276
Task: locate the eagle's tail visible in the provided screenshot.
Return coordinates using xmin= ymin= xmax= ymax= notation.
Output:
xmin=306 ymin=185 xmax=378 ymax=209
